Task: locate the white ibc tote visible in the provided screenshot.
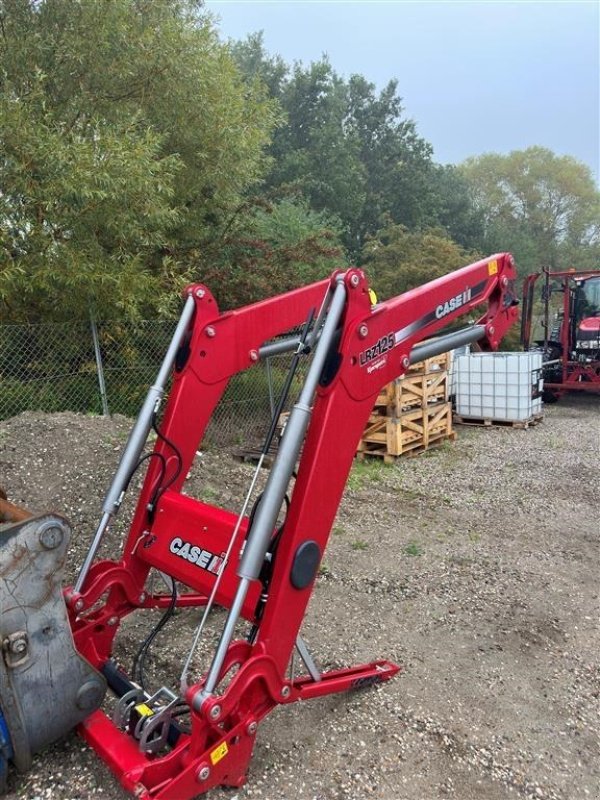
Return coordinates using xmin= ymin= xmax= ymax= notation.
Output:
xmin=454 ymin=352 xmax=543 ymax=421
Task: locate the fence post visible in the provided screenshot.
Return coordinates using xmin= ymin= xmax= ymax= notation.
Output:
xmin=265 ymin=356 xmax=276 ymax=419
xmin=90 ymin=315 xmax=110 ymax=416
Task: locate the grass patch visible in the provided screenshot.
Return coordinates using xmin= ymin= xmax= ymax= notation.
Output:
xmin=347 ymin=459 xmax=389 ymax=490
xmin=351 ymin=538 xmax=369 ymax=551
xmin=403 ymin=541 xmax=423 ymax=557
xmin=199 ymin=484 xmax=220 ymax=503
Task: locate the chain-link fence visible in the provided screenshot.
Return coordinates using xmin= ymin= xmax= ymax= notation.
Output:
xmin=0 ymin=319 xmax=306 ymax=447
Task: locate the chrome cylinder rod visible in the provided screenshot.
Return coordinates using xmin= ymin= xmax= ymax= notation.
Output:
xmin=74 ymin=294 xmax=196 ymax=595
xmin=409 ymin=324 xmax=486 ymax=365
xmin=194 ymin=279 xmax=347 ymax=706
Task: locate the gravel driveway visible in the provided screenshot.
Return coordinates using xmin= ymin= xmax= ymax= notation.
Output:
xmin=0 ymin=395 xmax=598 ymax=800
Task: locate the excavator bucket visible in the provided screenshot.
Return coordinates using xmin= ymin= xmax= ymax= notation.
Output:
xmin=0 ymin=491 xmax=106 ymax=790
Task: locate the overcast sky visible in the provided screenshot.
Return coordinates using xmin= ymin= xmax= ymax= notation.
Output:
xmin=206 ymin=0 xmax=600 ymax=181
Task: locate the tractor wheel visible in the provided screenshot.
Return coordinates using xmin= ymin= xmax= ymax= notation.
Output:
xmin=542 ymin=389 xmax=559 ymax=403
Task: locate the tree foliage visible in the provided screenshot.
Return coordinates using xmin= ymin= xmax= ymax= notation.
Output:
xmin=460 ymin=147 xmax=600 ymax=275
xmin=197 ymin=198 xmax=346 ymax=309
xmin=361 ymin=223 xmax=481 ymax=300
xmin=3 ymin=9 xmax=597 ymax=330
xmin=0 ymin=0 xmax=277 ymax=322
xmin=230 ymin=34 xmax=440 ymax=258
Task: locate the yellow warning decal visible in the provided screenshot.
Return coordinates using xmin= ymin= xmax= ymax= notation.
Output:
xmin=210 ymin=741 xmax=229 ymax=766
xmin=488 ymin=259 xmax=498 ymax=275
xmin=134 ymin=703 xmax=154 ymax=718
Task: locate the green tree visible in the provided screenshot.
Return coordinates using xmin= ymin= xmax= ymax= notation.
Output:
xmin=427 ymin=164 xmax=486 ymax=250
xmin=345 ymin=75 xmax=435 ymax=249
xmin=230 ymin=36 xmax=438 ymax=258
xmin=460 ymin=147 xmax=600 ymax=275
xmin=267 ymin=59 xmax=367 ymax=245
xmin=0 ymin=0 xmax=277 ymax=322
xmin=198 ymin=198 xmax=346 ymax=309
xmin=361 ymin=223 xmax=481 ymax=300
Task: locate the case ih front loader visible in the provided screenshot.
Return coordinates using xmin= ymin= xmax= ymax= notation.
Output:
xmin=0 ymin=256 xmax=518 ymax=798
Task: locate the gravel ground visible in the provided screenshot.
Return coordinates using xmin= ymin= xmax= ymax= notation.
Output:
xmin=0 ymin=396 xmax=598 ymax=800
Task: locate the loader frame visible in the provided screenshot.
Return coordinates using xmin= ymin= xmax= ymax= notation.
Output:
xmin=44 ymin=257 xmax=519 ymax=799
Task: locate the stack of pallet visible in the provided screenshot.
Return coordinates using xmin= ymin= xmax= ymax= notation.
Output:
xmin=356 ymin=352 xmax=456 ymax=462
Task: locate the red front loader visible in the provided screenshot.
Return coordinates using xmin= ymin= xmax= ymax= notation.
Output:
xmin=0 ymin=255 xmax=518 ymax=798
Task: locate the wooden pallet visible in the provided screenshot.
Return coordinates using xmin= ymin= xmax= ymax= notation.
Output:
xmin=374 ymin=371 xmax=448 ymax=415
xmin=453 ymin=413 xmax=544 ymax=430
xmin=356 ymin=430 xmax=457 ymax=462
xmin=358 ymin=402 xmax=454 ymax=457
xmin=233 ymin=444 xmax=280 ymax=468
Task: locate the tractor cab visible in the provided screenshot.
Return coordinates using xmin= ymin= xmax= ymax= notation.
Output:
xmin=574 ymin=276 xmax=600 ymax=351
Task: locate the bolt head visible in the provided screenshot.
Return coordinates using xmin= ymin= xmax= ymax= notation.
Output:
xmin=249 ymin=349 xmax=259 ymax=362
xmin=10 ymin=637 xmax=27 ymax=656
xmin=358 ymin=324 xmax=369 ymax=339
xmin=197 ymin=765 xmax=211 ymax=782
xmin=195 ymin=288 xmax=206 ymax=298
xmin=247 ymin=720 xmax=258 ymax=735
xmin=281 ymin=685 xmax=291 ymax=699
xmin=349 ymin=273 xmax=360 ymax=287
xmin=205 ymin=325 xmax=216 ymax=338
xmin=39 ymin=523 xmax=64 ymax=550
xmin=402 ymin=356 xmax=410 ymax=369
xmin=107 ymin=616 xmax=119 ymax=626
xmin=74 ymin=599 xmax=84 ymax=612
xmin=209 ymin=704 xmax=221 ymax=720
xmin=138 ymin=593 xmax=146 ymax=604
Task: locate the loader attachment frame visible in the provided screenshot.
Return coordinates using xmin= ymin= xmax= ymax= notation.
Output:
xmin=1 ymin=255 xmax=518 ymax=799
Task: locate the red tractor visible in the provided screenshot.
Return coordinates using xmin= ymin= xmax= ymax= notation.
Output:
xmin=521 ymin=268 xmax=600 ymax=401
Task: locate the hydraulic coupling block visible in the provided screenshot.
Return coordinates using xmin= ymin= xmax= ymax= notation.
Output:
xmin=113 ymin=686 xmax=188 ymax=754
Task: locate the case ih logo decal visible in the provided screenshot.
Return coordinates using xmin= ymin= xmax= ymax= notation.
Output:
xmin=435 ymin=288 xmax=472 ymax=320
xmin=169 ymin=537 xmax=224 ymax=574
xmin=359 ymin=332 xmax=395 ymax=367
xmin=359 ymin=283 xmax=482 ymax=366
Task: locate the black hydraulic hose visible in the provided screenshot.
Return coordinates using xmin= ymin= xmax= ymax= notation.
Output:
xmin=260 ymin=308 xmax=315 ymax=456
xmin=131 ymin=579 xmax=178 ymax=692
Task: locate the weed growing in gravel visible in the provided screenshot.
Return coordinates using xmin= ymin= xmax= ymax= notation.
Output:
xmin=318 ymin=562 xmax=332 ymax=578
xmin=347 ymin=459 xmax=389 ymax=490
xmin=351 ymin=538 xmax=369 ymax=550
xmin=199 ymin=484 xmax=220 ymax=503
xmin=332 ymin=525 xmax=346 ymax=535
xmin=404 ymin=541 xmax=423 ymax=557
